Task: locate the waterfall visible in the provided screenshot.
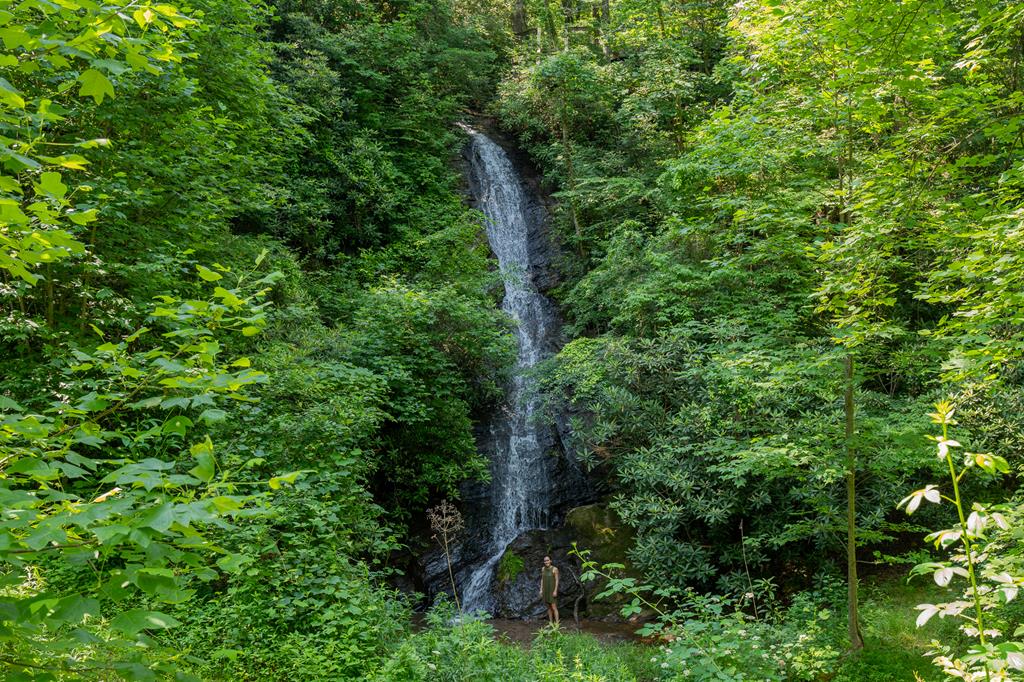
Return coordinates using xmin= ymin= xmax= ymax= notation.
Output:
xmin=459 ymin=127 xmax=560 ymax=613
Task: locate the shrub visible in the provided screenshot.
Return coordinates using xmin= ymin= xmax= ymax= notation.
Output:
xmin=498 ymin=551 xmax=527 ymax=584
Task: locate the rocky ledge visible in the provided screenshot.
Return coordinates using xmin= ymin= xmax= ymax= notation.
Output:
xmin=489 ymin=503 xmax=637 ymax=620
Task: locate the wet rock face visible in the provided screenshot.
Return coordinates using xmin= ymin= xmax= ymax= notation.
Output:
xmin=489 ymin=504 xmax=636 ymax=620
xmin=461 ymin=126 xmax=560 ymax=294
xmin=416 ymin=127 xmax=597 ymax=616
xmin=492 ymin=528 xmax=583 ymax=619
xmin=416 ymin=447 xmax=595 ymax=614
xmin=417 ymin=503 xmax=636 ymax=620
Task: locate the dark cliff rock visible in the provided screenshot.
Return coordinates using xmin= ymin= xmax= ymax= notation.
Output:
xmin=488 ymin=503 xmax=636 ymax=620
xmin=415 ymin=126 xmax=598 ymax=616
xmin=493 ymin=527 xmax=582 ymax=618
xmin=459 ymin=121 xmax=560 ymax=294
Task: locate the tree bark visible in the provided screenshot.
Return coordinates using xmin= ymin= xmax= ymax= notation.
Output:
xmin=559 ymin=115 xmax=584 ymax=256
xmin=595 ymin=0 xmax=611 ymax=58
xmin=845 ymin=354 xmax=864 ymax=652
xmin=511 ymin=0 xmax=528 ymax=38
xmin=654 ymin=1 xmax=667 ymax=39
xmin=543 ymin=1 xmax=559 ymax=51
xmin=561 ymin=0 xmax=572 ymax=50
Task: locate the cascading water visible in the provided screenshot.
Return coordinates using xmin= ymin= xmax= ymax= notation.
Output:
xmin=459 ymin=127 xmax=561 ymax=613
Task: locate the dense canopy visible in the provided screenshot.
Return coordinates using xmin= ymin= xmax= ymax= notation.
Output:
xmin=2 ymin=1 xmax=1024 ymax=680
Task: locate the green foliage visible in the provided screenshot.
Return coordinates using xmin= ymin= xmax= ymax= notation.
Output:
xmin=367 ymin=603 xmax=656 ymax=682
xmin=7 ymin=0 xmax=1024 ymax=677
xmin=2 ymin=0 xmax=512 ymax=677
xmin=576 ymin=547 xmax=851 ymax=681
xmin=497 ymin=0 xmax=1024 ymax=604
xmin=901 ymin=401 xmax=1024 ymax=679
xmin=0 ymin=0 xmax=191 ymax=286
xmin=168 ymin=562 xmax=408 ymax=680
xmin=498 ymin=550 xmax=526 ymax=584
xmin=832 ymin=578 xmax=956 ymax=682
xmin=0 ymin=264 xmax=276 ymax=677
xmin=260 ymin=0 xmax=497 ymax=258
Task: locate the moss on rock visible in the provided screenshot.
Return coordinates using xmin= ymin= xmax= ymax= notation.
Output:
xmin=565 ymin=504 xmax=638 ymax=619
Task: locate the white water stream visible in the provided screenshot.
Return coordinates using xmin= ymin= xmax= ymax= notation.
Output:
xmin=460 ymin=128 xmax=557 ymax=612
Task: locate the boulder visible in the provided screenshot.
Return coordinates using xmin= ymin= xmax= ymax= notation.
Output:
xmin=485 ymin=504 xmax=637 ymax=620
xmin=564 ymin=504 xmax=637 ymax=619
xmin=492 ymin=527 xmax=584 ymax=619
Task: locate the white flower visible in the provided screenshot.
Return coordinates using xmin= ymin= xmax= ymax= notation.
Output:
xmin=937 ymin=438 xmax=961 ymax=460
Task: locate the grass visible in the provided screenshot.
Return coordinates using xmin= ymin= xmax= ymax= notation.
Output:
xmin=545 ymin=574 xmax=963 ymax=681
xmin=381 ymin=575 xmax=966 ymax=681
xmin=833 ymin=574 xmax=963 ymax=682
xmin=531 ymin=630 xmax=660 ymax=681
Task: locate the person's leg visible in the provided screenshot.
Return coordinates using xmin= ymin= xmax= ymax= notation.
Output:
xmin=546 ymin=603 xmax=554 ymax=623
xmin=552 ymin=601 xmax=559 ymax=624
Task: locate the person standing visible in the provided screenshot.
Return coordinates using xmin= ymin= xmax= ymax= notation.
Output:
xmin=539 ymin=556 xmax=560 ymax=624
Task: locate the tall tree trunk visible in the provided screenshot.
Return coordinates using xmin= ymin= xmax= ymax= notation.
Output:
xmin=544 ymin=1 xmax=559 ymax=51
xmin=511 ymin=0 xmax=528 ymax=38
xmin=595 ymin=0 xmax=611 ymax=58
xmin=561 ymin=0 xmax=579 ymax=24
xmin=559 ymin=114 xmax=583 ymax=256
xmin=654 ymin=1 xmax=667 ymax=39
xmin=45 ymin=264 xmax=54 ymax=328
xmin=561 ymin=0 xmax=572 ymax=50
xmin=845 ymin=354 xmax=864 ymax=652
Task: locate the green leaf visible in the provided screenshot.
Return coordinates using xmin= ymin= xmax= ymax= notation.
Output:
xmin=10 ymin=416 xmax=49 ymax=438
xmin=211 ymin=649 xmax=243 ymax=661
xmin=110 ymin=609 xmax=181 ymax=635
xmin=69 ymin=208 xmax=99 ymax=225
xmin=196 ymin=265 xmax=222 ymax=281
xmin=0 ymin=77 xmax=25 ymax=109
xmin=48 ymin=595 xmax=101 ymax=626
xmin=37 ymin=171 xmax=68 ymax=198
xmin=38 ymin=154 xmax=90 ymax=170
xmin=93 ymin=525 xmax=131 ymax=544
xmin=198 ymin=408 xmax=226 ymax=423
xmin=189 ymin=449 xmax=215 ymax=483
xmin=90 ymin=58 xmax=130 ymax=76
xmin=0 ymin=27 xmax=30 ymax=50
xmin=268 ymin=470 xmax=309 ymax=490
xmin=138 ymin=503 xmax=175 ymax=533
xmin=0 ymin=396 xmax=24 ymax=412
xmin=77 ymin=69 xmax=115 ymax=104
xmin=0 ymin=175 xmax=21 ymax=194
xmin=216 ymin=553 xmax=253 ymax=574
xmin=133 ymin=7 xmax=156 ymax=28
xmin=161 ymin=415 xmax=193 ymax=435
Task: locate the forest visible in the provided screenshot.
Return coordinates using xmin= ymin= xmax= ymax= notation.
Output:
xmin=2 ymin=0 xmax=1024 ymax=680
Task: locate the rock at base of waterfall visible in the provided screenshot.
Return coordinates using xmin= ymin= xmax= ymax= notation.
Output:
xmin=487 ymin=504 xmax=636 ymax=620
xmin=564 ymin=503 xmax=638 ymax=619
xmin=491 ymin=527 xmax=581 ymax=619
